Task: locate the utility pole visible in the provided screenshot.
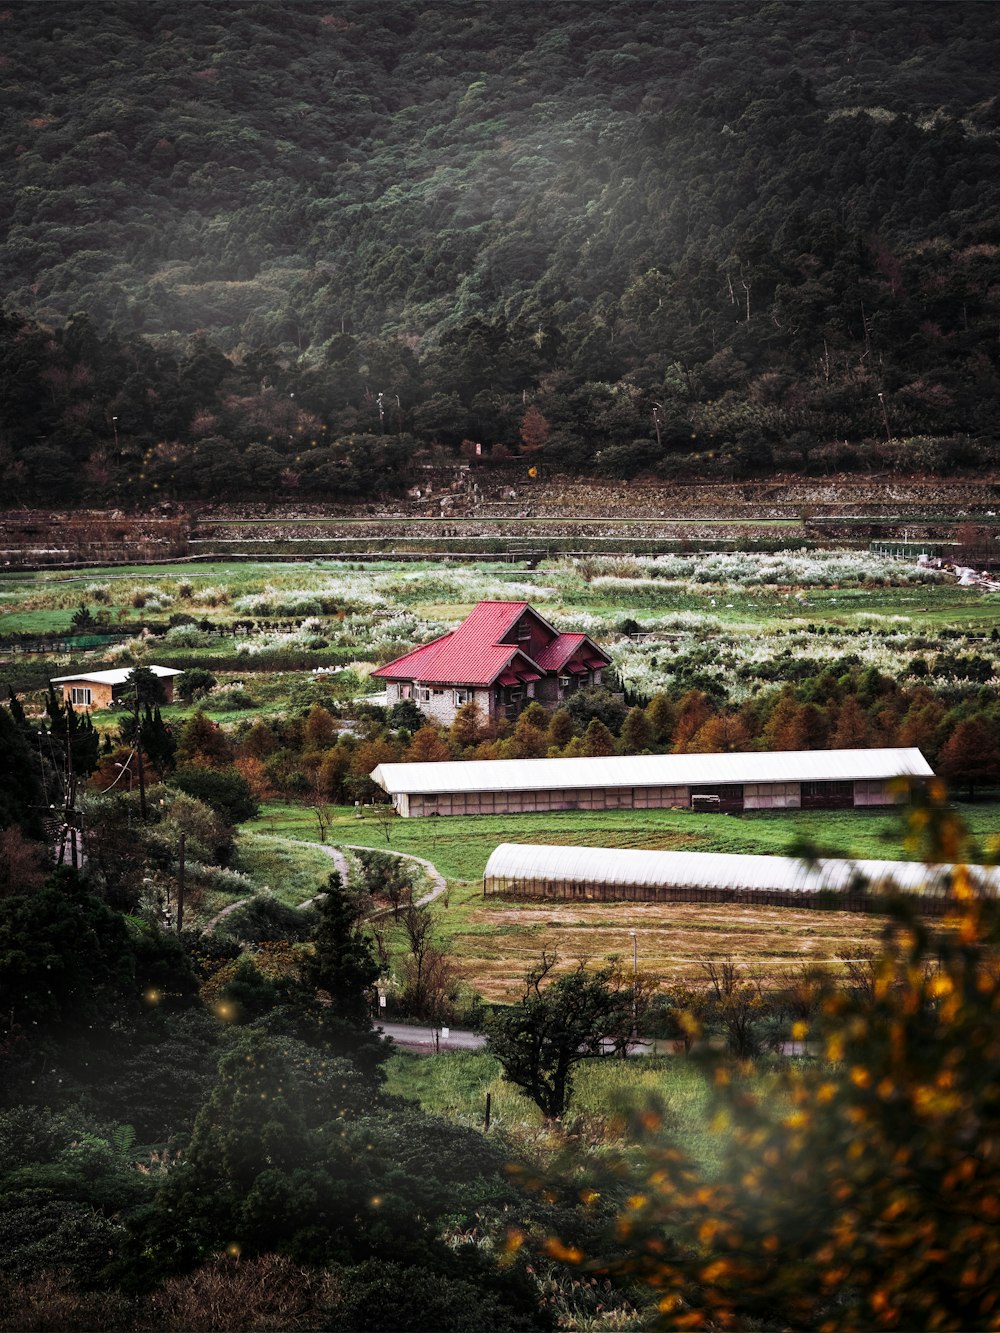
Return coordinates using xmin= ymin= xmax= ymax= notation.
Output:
xmin=64 ymin=709 xmax=78 ymax=870
xmin=133 ymin=682 xmax=148 ymax=821
xmin=176 ymin=833 xmax=186 ymax=933
xmin=629 ymin=929 xmax=638 ymax=1040
xmin=877 ymin=391 xmax=892 ymax=444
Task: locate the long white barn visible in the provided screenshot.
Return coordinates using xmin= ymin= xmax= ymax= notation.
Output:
xmin=482 ymin=842 xmax=1000 ymax=911
xmin=370 ymin=748 xmax=934 ymax=818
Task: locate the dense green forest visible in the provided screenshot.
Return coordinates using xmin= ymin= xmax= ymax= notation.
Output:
xmin=4 ymin=0 xmax=1000 ymax=503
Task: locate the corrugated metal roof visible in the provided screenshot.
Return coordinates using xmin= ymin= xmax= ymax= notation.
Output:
xmin=371 ymin=748 xmax=935 ymax=795
xmin=50 ymin=665 xmax=183 ymax=685
xmin=483 ymin=842 xmax=1000 ymax=898
xmin=370 ymin=601 xmax=607 ymax=687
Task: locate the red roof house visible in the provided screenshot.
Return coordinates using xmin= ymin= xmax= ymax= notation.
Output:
xmin=371 ymin=601 xmax=612 ymax=724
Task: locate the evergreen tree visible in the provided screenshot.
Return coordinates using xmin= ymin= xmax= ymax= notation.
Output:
xmin=302 ymin=873 xmax=380 ymax=1029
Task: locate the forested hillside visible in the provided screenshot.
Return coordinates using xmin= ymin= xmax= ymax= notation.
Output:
xmin=4 ymin=0 xmax=1000 ymax=503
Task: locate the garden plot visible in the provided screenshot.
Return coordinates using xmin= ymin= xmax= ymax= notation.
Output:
xmin=2 ymin=551 xmax=995 ymax=715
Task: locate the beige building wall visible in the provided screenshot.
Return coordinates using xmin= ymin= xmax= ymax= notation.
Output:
xmin=60 ymin=681 xmax=114 ymax=710
xmin=384 ymin=681 xmax=497 ymax=725
xmin=744 ymin=781 xmax=801 ymax=810
xmin=854 ymin=779 xmax=904 ymax=806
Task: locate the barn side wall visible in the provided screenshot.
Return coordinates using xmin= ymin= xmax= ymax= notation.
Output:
xmin=396 ymin=776 xmax=913 ymax=818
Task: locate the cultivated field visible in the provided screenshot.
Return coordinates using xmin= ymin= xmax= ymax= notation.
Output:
xmin=3 ymin=551 xmax=997 ymax=997
xmin=3 ymin=550 xmax=998 ymax=713
xmin=252 ymin=801 xmax=998 ymax=1000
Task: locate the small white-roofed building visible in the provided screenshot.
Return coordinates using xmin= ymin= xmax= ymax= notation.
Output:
xmin=370 ymin=748 xmax=934 ymax=818
xmin=482 ymin=843 xmax=1000 ymax=913
xmin=49 ymin=665 xmax=183 ymax=710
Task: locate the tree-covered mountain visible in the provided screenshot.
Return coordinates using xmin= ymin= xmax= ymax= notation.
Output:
xmin=3 ymin=0 xmax=1000 ymax=501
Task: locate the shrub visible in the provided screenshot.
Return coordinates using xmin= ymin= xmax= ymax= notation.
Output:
xmin=170 ymin=766 xmax=259 ymax=825
xmin=215 ymin=893 xmax=318 ymax=945
xmin=175 ymin=669 xmax=218 ymax=701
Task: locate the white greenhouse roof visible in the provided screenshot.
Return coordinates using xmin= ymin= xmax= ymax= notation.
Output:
xmin=50 ymin=665 xmax=183 ymax=686
xmin=371 ymin=748 xmax=934 ymax=796
xmin=483 ymin=843 xmax=1000 ymax=898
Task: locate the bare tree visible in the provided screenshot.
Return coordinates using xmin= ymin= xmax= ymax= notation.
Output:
xmin=701 ymin=955 xmax=768 ymax=1059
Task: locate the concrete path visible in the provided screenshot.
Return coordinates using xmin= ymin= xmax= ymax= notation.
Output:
xmin=340 ymin=843 xmax=448 ymax=908
xmin=204 ymin=839 xmax=445 ymax=930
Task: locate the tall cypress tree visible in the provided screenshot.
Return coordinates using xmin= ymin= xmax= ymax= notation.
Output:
xmin=302 ymin=873 xmax=379 ymax=1029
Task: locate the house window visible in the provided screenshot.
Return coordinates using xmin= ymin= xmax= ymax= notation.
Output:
xmin=70 ymin=687 xmax=92 ymax=706
xmin=454 ymin=689 xmax=472 ymax=706
xmin=517 ymin=619 xmax=531 ymax=641
xmin=416 ymin=686 xmax=431 ymax=702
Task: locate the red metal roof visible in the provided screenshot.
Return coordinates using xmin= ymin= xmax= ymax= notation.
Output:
xmin=532 ymin=633 xmax=611 ymax=672
xmin=371 ymin=601 xmax=606 ymax=688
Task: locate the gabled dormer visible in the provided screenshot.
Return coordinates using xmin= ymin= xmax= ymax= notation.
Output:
xmin=499 ymin=605 xmax=559 ymax=661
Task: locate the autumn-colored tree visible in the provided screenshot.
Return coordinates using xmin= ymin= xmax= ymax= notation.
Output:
xmin=348 ymin=738 xmax=401 ymax=802
xmin=303 ymin=702 xmax=337 ymax=749
xmin=519 ymin=404 xmax=550 ymax=454
xmin=897 ymin=690 xmax=947 ymax=759
xmin=232 ymin=755 xmax=275 ymax=802
xmin=175 ymin=710 xmax=233 ymax=769
xmin=404 ymin=724 xmax=453 ymax=764
xmin=938 ymin=715 xmax=1000 ymax=798
xmin=829 ymin=695 xmax=872 ymax=749
xmin=672 ymin=690 xmax=715 ymax=752
xmin=240 ymin=719 xmax=279 ymax=759
xmin=546 ymin=707 xmax=576 ymax=751
xmin=687 ymin=712 xmax=751 ymax=754
xmin=763 ymin=695 xmax=828 ymax=751
xmin=318 ymin=745 xmax=353 ymax=802
xmin=580 ymin=717 xmax=617 ymax=757
xmin=503 ymin=711 xmax=550 ymax=760
xmin=645 ymin=693 xmax=676 ymax=746
xmin=449 ymin=700 xmax=487 ymax=752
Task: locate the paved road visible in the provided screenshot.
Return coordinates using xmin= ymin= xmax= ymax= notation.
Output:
xmin=378 ymin=1022 xmax=660 ymax=1056
xmin=378 ymin=1021 xmax=486 ymax=1051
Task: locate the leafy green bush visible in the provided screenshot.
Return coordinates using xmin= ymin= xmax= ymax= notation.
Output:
xmin=215 ymin=892 xmax=317 ymax=944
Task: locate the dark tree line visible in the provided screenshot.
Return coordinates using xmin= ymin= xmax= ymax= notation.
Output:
xmin=4 ymin=2 xmax=1000 ymax=504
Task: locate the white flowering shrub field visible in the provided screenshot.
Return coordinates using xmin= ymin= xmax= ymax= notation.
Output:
xmin=2 ymin=551 xmax=995 ymax=706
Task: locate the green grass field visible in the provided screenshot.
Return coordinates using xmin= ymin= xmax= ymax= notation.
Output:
xmin=248 ymin=799 xmax=999 ymax=999
xmin=249 ymin=799 xmax=1000 ymax=882
xmin=384 ymin=1047 xmax=759 ymax=1171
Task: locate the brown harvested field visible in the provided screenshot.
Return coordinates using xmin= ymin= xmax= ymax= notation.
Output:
xmin=447 ymin=896 xmax=888 ymax=1002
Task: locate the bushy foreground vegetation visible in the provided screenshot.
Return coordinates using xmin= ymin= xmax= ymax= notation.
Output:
xmin=2 ymin=731 xmax=999 ymax=1332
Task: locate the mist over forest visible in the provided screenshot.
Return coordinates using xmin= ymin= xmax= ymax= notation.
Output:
xmin=4 ymin=0 xmax=1000 ymax=498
